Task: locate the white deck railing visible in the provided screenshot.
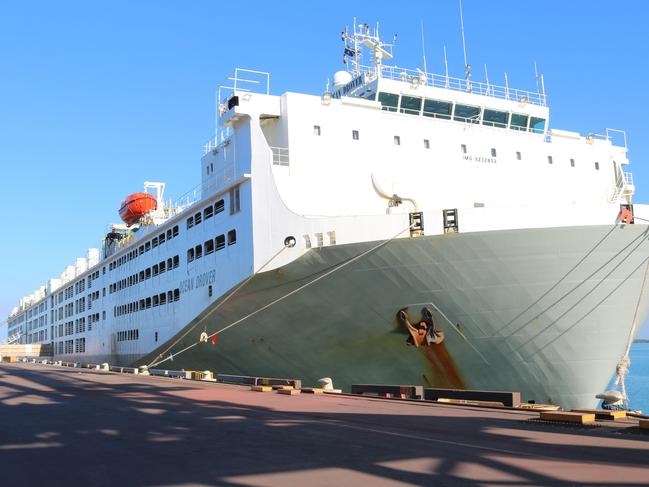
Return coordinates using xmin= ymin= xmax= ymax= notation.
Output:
xmin=357 ymin=64 xmax=547 ymax=107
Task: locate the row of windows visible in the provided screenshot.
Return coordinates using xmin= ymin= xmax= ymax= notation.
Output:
xmin=75 ymin=317 xmax=86 ymax=334
xmin=87 ymin=270 xmax=100 ymax=289
xmin=26 ymin=329 xmax=47 ymax=344
xmin=61 ymin=340 xmax=73 ymax=354
xmin=113 ymin=288 xmax=181 ymax=317
xmin=376 ymin=91 xmax=546 ymax=133
xmin=88 ymin=312 xmax=100 ymax=331
xmin=459 ymin=143 xmax=602 ymax=170
xmin=88 ymin=290 xmax=100 ymax=309
xmin=110 ymin=255 xmax=180 ymax=295
xmin=25 ymin=302 xmax=47 ymax=318
xmin=109 ymin=225 xmax=180 ymax=271
xmin=187 ymin=230 xmax=237 ymax=263
xmin=117 ymin=329 xmax=139 ymax=342
xmin=54 ymin=338 xmax=84 ymax=354
xmin=187 ymin=199 xmax=225 ymax=229
xmin=75 ymin=279 xmax=86 ymax=295
xmin=74 ymin=297 xmax=86 ymax=314
xmin=186 ymin=186 xmax=241 ymax=231
xmin=26 ymin=315 xmax=47 ymax=331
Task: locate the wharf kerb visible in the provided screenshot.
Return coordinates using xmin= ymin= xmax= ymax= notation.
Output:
xmin=351 ymin=384 xmax=423 ymax=399
xmin=424 ymin=388 xmax=521 ymax=407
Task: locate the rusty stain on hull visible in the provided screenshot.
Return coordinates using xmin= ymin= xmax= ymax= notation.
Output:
xmin=423 ymin=343 xmax=465 ymax=389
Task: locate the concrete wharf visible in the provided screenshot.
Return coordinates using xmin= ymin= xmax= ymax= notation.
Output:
xmin=1 ymin=362 xmax=648 ymax=486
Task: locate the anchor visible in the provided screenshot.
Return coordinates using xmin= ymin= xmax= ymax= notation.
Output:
xmin=397 ymin=307 xmax=445 ymax=348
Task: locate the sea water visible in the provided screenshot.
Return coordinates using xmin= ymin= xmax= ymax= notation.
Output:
xmin=627 ymin=342 xmax=649 ymax=412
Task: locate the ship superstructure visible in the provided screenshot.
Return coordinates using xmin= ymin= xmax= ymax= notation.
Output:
xmin=6 ymin=20 xmax=648 ymax=409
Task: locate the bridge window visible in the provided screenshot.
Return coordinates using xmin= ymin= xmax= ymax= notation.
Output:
xmin=570 ymin=158 xmax=575 ymax=167
xmin=204 ymin=206 xmax=214 ymax=220
xmin=187 ymin=216 xmax=194 ymax=229
xmin=530 ymin=117 xmax=546 ymax=133
xmin=399 ymin=95 xmax=422 ymax=115
xmin=516 ymin=151 xmax=522 ymax=160
xmin=187 ymin=248 xmax=195 ymax=263
xmin=195 ymin=244 xmax=203 ymax=259
xmin=394 ymin=135 xmax=401 ymax=146
xmin=491 ymin=148 xmax=497 ymax=157
xmin=423 ymin=99 xmax=451 ymax=119
xmin=453 ymin=104 xmax=481 ymax=123
xmin=172 ymin=225 xmax=179 ymax=237
xmin=482 ymin=109 xmax=509 ymax=128
xmin=378 ymin=92 xmax=399 ymax=112
xmin=461 ymin=144 xmax=467 ymax=154
xmin=352 ymin=130 xmax=359 ymax=140
xmin=423 ymin=139 xmax=430 ymax=149
xmin=313 ymin=125 xmax=321 ymax=136
xmin=510 ymin=113 xmax=529 ymax=131
xmin=215 ymin=199 xmax=225 ymax=214
xmin=205 ymin=239 xmax=214 ymax=255
xmin=228 ymin=229 xmax=237 ymax=245
xmin=195 ymin=212 xmax=202 ymax=225
xmin=595 ymin=162 xmax=600 ymax=170
xmin=548 ymin=155 xmax=553 ymax=164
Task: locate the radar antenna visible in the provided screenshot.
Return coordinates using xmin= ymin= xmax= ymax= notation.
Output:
xmin=341 ymin=19 xmax=396 ymax=78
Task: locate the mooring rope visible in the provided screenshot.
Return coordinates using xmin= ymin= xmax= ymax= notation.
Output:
xmin=615 ymin=258 xmax=649 ymax=408
xmin=149 ymin=223 xmax=414 ymax=369
xmin=146 ymin=244 xmax=291 ymax=368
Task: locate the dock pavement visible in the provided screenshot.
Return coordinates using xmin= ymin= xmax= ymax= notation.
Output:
xmin=1 ymin=362 xmax=648 ymax=486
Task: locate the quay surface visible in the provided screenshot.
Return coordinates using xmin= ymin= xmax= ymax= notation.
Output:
xmin=1 ymin=363 xmax=648 ymax=486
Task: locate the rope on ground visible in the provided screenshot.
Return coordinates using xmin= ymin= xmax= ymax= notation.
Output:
xmin=146 ymin=244 xmax=290 ymax=368
xmin=149 ymin=223 xmax=414 ymax=368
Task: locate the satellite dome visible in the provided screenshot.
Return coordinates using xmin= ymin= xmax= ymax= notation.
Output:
xmin=333 ymin=70 xmax=353 ymax=90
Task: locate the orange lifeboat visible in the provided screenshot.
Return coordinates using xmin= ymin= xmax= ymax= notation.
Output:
xmin=119 ymin=192 xmax=157 ymax=226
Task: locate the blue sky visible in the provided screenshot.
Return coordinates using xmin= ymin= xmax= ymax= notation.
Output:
xmin=1 ymin=1 xmax=649 ymax=338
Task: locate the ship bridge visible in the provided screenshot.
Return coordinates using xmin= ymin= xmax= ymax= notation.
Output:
xmin=331 ymin=65 xmax=548 ymax=135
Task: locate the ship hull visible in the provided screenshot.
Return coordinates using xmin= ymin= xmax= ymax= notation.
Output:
xmin=136 ymin=223 xmax=649 ymax=409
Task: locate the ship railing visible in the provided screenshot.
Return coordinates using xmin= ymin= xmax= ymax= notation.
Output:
xmin=217 ymin=68 xmax=270 ymax=111
xmin=173 ymin=183 xmax=203 ymax=212
xmin=356 ymin=64 xmax=547 ymax=106
xmin=270 ymin=146 xmax=289 ymax=166
xmin=203 ymin=129 xmax=233 ymax=155
xmin=586 ymin=128 xmax=628 ymax=148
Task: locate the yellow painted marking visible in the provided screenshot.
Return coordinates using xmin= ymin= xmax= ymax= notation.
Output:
xmin=277 ymin=389 xmax=301 ymax=396
xmin=571 ymin=409 xmax=627 ymax=420
xmin=251 ymin=386 xmax=272 ymax=392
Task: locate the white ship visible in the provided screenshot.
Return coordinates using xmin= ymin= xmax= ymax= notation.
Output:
xmin=6 ymin=21 xmax=649 ymax=409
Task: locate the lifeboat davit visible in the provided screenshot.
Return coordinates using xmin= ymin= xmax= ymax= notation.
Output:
xmin=119 ymin=192 xmax=157 ymax=226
